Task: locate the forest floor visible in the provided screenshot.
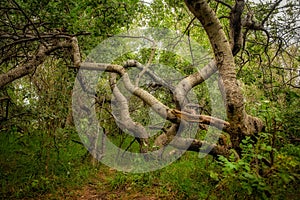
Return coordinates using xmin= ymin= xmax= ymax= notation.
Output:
xmin=41 ymin=166 xmax=176 ymax=200
xmin=70 ymin=170 xmax=158 ymax=200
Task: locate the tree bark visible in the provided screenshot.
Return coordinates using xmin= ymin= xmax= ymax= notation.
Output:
xmin=184 ymin=0 xmax=264 ymax=150
xmin=0 ymin=37 xmax=79 ymax=88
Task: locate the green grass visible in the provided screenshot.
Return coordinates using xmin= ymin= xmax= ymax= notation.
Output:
xmin=0 ymin=128 xmax=96 ymax=199
xmin=105 ymin=152 xmax=220 ymax=199
xmin=1 ymin=128 xmax=299 ymax=199
xmin=0 ymin=127 xmax=220 ymax=199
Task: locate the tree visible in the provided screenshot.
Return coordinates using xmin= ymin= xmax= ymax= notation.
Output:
xmin=0 ymin=0 xmax=299 ymax=160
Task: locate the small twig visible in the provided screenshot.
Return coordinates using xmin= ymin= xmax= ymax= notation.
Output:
xmin=261 ymin=0 xmax=283 ymax=26
xmin=135 ymin=43 xmax=156 ymax=86
xmin=121 ymin=138 xmax=136 ymax=158
xmin=187 ymin=30 xmax=195 ymax=66
xmin=11 ymin=0 xmax=46 ymax=47
xmin=214 ymin=0 xmax=232 ymax=9
xmin=171 ymin=17 xmax=196 ymax=50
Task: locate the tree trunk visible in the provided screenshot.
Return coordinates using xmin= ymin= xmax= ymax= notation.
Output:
xmin=184 ymin=0 xmax=264 ymax=151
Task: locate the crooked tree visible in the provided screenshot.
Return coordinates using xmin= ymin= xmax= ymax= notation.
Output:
xmin=1 ymin=0 xmax=299 ymax=160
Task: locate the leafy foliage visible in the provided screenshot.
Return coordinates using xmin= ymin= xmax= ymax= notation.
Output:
xmin=0 ymin=0 xmax=299 ymax=199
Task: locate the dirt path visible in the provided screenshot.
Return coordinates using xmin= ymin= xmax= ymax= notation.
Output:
xmin=58 ymin=167 xmax=176 ymax=200
xmin=73 ymin=170 xmax=158 ymax=199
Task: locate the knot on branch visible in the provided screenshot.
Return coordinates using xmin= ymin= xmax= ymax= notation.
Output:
xmin=246 ymin=115 xmax=265 ymax=135
xmin=124 ymin=60 xmax=139 ymax=68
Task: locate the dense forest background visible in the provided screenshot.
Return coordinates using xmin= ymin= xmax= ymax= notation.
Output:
xmin=0 ymin=0 xmax=299 ymax=199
